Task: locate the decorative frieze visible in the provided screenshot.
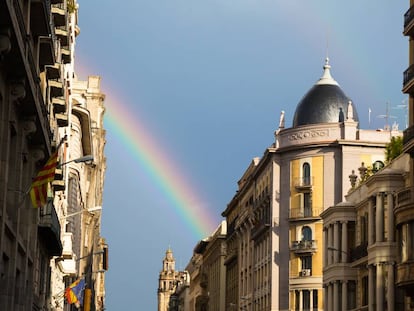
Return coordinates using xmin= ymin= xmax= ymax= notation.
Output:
xmin=288 ymin=129 xmax=329 ymax=141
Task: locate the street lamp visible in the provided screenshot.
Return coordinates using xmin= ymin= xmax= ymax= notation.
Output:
xmin=60 ymin=206 xmax=102 ymax=219
xmin=58 ymin=155 xmax=94 ymax=168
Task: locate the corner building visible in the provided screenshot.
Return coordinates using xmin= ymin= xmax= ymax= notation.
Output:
xmin=222 ymin=59 xmax=399 ymax=310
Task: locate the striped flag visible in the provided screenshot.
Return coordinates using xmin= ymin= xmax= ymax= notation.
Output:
xmin=65 ymin=278 xmax=86 ymax=307
xmin=30 ymin=151 xmax=58 ymax=208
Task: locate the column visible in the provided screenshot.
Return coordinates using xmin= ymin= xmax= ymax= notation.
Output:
xmin=299 ymin=290 xmax=303 ymax=311
xmin=324 ymin=227 xmax=328 ymax=267
xmin=310 ymin=289 xmax=313 ymax=310
xmin=376 ymin=264 xmax=384 ymax=311
xmin=368 ymin=198 xmax=374 ymax=246
xmin=387 ymin=192 xmax=395 ymax=242
xmin=328 ymin=284 xmax=333 ymax=311
xmin=368 ymin=265 xmax=374 ymax=311
xmin=334 ymin=222 xmax=339 ymax=263
xmin=376 ymin=192 xmax=384 ymax=243
xmin=387 ymin=263 xmax=395 ymax=310
xmin=328 ymin=225 xmax=332 ymax=265
xmin=341 ymin=221 xmax=348 ymax=263
xmin=333 ymin=281 xmax=339 ymax=311
xmin=342 ymin=281 xmax=348 ymax=311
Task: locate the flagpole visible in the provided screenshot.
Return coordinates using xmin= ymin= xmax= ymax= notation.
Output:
xmin=18 ymin=135 xmax=68 ymax=208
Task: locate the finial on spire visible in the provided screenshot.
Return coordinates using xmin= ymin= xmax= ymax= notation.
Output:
xmin=316 ymin=58 xmax=339 ymax=86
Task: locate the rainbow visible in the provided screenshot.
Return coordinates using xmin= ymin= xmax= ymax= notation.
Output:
xmin=104 ymin=93 xmax=219 ymax=239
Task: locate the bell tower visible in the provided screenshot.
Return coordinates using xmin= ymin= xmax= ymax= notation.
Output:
xmin=157 ymin=248 xmax=177 ymax=311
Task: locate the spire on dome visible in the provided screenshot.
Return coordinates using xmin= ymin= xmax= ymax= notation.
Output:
xmin=315 ymin=58 xmax=339 ymax=86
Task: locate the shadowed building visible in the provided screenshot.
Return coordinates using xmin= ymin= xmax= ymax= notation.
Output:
xmin=398 ymin=1 xmax=414 ymax=308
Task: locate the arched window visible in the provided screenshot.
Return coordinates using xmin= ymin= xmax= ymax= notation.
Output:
xmin=302 ymin=226 xmax=312 ymax=241
xmin=303 ymin=162 xmax=311 ymax=185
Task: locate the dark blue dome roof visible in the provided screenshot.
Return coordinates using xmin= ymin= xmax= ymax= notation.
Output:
xmin=292 ymin=59 xmax=359 ymax=127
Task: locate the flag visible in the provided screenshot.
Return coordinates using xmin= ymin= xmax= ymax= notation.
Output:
xmin=65 ymin=278 xmax=86 ymax=307
xmin=29 ymin=151 xmax=58 ymax=208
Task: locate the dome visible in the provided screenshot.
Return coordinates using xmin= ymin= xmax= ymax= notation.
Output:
xmin=292 ymin=58 xmax=359 ymax=127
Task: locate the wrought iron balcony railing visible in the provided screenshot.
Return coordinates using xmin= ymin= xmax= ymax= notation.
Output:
xmin=404 ymin=5 xmax=414 ymax=29
xmin=289 ymin=207 xmax=321 ymax=219
xmin=350 ymin=242 xmax=368 ymax=262
xmin=293 ymin=176 xmax=314 ymax=189
xmin=38 ymin=200 xmax=62 ymax=256
xmin=403 ymin=64 xmax=414 ymax=91
xmin=291 ymin=240 xmax=317 ymax=253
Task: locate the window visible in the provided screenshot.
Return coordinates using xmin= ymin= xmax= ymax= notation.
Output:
xmin=303 ymin=290 xmax=310 ymax=310
xmin=302 ymin=226 xmax=312 ymax=241
xmin=303 ymin=192 xmax=312 ymax=216
xmin=400 ymin=222 xmax=414 ymax=262
xmin=301 ymin=256 xmax=312 ymax=270
xmin=360 ymin=214 xmax=368 ymax=244
xmin=348 ymin=281 xmax=356 ymax=309
xmin=313 ymin=290 xmax=318 ymax=310
xmin=303 ymin=162 xmax=311 ymax=186
xmin=361 ymin=276 xmax=368 ymax=306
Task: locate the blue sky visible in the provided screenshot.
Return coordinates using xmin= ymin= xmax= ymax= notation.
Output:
xmin=75 ymin=1 xmax=407 ymax=309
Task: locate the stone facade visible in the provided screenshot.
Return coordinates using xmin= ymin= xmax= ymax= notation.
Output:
xmin=0 ymin=0 xmax=107 ymax=310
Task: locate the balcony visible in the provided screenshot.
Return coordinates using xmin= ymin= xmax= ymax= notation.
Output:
xmin=31 ymin=0 xmax=52 ymax=36
xmin=395 ymin=188 xmax=414 ymax=225
xmin=404 ymin=6 xmax=414 ymax=37
xmin=52 ymin=97 xmax=66 ymax=113
xmin=403 ymin=64 xmax=414 ymax=94
xmin=55 ymin=26 xmax=69 ymax=46
xmin=49 ymin=79 xmax=64 ymax=98
xmin=54 ymin=168 xmax=63 ymax=180
xmin=58 ymin=258 xmax=76 ymax=276
xmin=254 ymin=193 xmax=270 ymax=208
xmin=403 ymin=125 xmax=414 ymax=155
xmin=61 ymin=232 xmax=73 ymax=259
xmin=51 ymin=3 xmax=67 ymax=27
xmin=289 ymin=207 xmax=321 ymax=220
xmin=291 ymin=240 xmax=317 ymax=254
xmin=39 ymin=36 xmax=55 ymax=68
xmin=61 ymin=46 xmax=71 ymax=63
xmin=38 ymin=200 xmax=62 ymax=256
xmin=251 ymin=217 xmax=271 ymax=239
xmin=350 ymin=242 xmax=368 ymax=262
xmin=56 ymin=113 xmax=68 ymax=127
xmin=52 ymin=179 xmax=65 ymax=191
xmin=396 ymin=261 xmax=414 ymax=287
xmin=46 ymin=63 xmax=61 ymax=80
xmin=293 ymin=176 xmax=313 ymax=190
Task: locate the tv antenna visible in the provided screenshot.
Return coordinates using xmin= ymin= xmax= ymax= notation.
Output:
xmin=377 ymin=102 xmax=397 ymax=131
xmin=391 ymin=98 xmax=408 ymax=129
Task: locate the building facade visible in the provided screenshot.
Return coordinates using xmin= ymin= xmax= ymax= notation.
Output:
xmin=0 ymin=0 xmax=64 ymax=309
xmin=221 ymin=59 xmax=400 ymax=310
xmin=322 ymin=154 xmax=408 ymax=311
xmin=0 ymin=0 xmax=107 ymax=310
xmin=401 ymin=1 xmax=414 ymax=308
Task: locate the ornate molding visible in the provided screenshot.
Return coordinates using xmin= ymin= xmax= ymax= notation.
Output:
xmin=288 ymin=129 xmax=329 ymax=141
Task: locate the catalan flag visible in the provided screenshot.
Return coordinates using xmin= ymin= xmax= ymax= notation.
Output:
xmin=65 ymin=278 xmax=86 ymax=307
xmin=29 ymin=151 xmax=58 ymax=208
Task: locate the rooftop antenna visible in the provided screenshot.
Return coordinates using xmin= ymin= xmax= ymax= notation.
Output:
xmin=325 ymin=27 xmax=331 ymax=68
xmin=391 ymin=98 xmax=408 ymax=129
xmin=368 ymin=107 xmax=372 ymax=128
xmin=377 ymin=102 xmax=396 ymax=131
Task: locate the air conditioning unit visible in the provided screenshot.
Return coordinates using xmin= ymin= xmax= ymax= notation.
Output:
xmin=300 ymin=269 xmax=311 ymax=276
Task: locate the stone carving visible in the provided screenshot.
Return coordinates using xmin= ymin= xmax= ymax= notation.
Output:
xmin=288 ymin=129 xmax=329 ymax=141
